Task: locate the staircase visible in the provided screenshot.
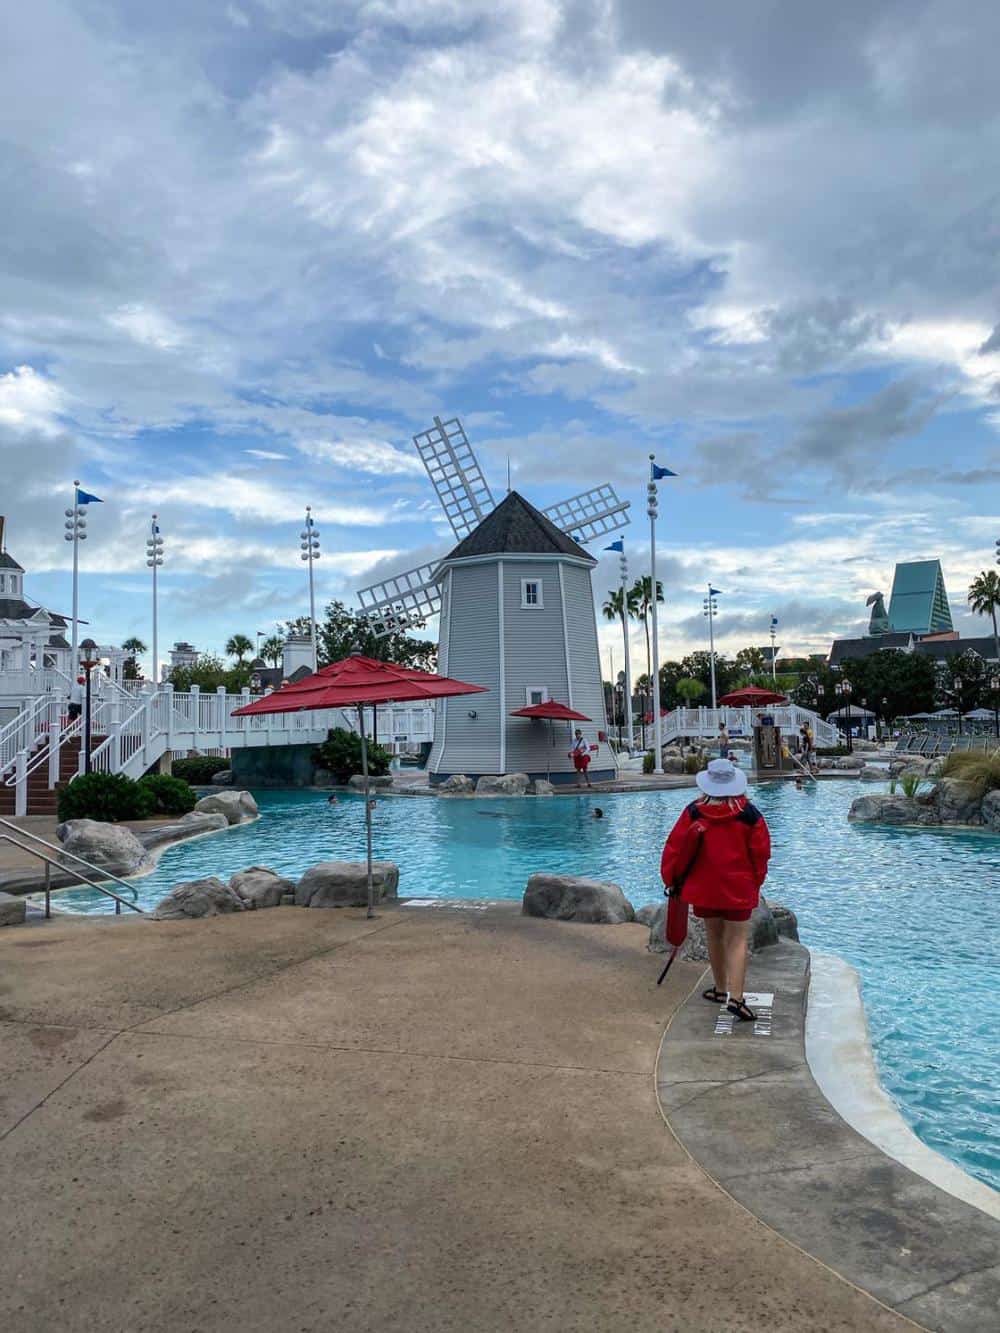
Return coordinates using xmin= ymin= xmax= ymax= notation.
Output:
xmin=0 ymin=735 xmax=98 ymax=817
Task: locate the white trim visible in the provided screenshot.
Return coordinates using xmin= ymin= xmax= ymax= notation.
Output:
xmin=557 ymin=564 xmax=573 ymax=707
xmin=431 ymin=569 xmax=451 ymax=773
xmin=436 ymin=552 xmax=596 ymax=574
xmin=525 ymin=685 xmax=549 ymax=706
xmin=498 ymin=561 xmax=506 ymax=773
xmin=520 ymin=577 xmax=543 ymax=609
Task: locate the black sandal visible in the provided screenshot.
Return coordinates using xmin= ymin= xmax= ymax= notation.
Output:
xmin=702 ymin=987 xmax=727 ymax=1004
xmin=727 ymin=997 xmax=757 ymax=1022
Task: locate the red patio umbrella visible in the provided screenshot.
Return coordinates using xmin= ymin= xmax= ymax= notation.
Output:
xmin=233 ymin=654 xmax=486 ymax=916
xmin=717 ymin=686 xmax=788 ymax=708
xmin=509 ymin=700 xmax=591 ymax=781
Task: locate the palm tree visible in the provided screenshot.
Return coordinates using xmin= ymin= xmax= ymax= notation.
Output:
xmin=225 ymin=633 xmax=254 ymax=665
xmin=630 ymin=576 xmax=665 ymax=714
xmin=261 ymin=634 xmax=285 ymax=667
xmin=968 ymin=570 xmax=1000 ymax=665
xmin=121 ymin=636 xmax=147 ymax=681
xmin=602 ymin=585 xmax=640 ymax=742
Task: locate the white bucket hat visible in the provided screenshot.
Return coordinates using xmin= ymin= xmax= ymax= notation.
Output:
xmin=696 ymin=757 xmax=748 ymax=798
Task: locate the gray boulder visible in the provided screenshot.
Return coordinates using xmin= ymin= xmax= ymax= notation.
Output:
xmin=56 ymin=819 xmax=150 ymax=876
xmin=848 ymin=794 xmax=937 ymax=825
xmin=152 ymin=876 xmax=247 ymax=920
xmin=931 ymin=777 xmax=984 ymax=825
xmin=476 ymin=773 xmax=530 ymax=796
xmin=981 ymin=789 xmax=1000 ymax=832
xmin=767 ymin=900 xmax=800 ymax=943
xmin=347 ymin=774 xmax=393 ymax=791
xmin=522 ymin=873 xmax=634 ymax=924
xmin=295 ymin=860 xmax=399 ymax=908
xmin=634 ymin=902 xmax=661 ymax=927
xmin=832 ymin=754 xmax=866 ymax=771
xmin=439 ymin=774 xmax=474 ymax=795
xmin=210 ymin=769 xmax=234 ymax=785
xmin=229 ymin=865 xmax=296 ymax=909
xmin=858 ymin=766 xmax=890 ymax=782
xmin=661 ymin=756 xmax=685 ymax=774
xmin=139 ymin=811 xmax=229 ymax=850
xmin=531 ymin=778 xmax=554 ymax=796
xmin=0 ymin=891 xmax=27 ymax=926
xmin=193 ymin=790 xmax=258 ymax=825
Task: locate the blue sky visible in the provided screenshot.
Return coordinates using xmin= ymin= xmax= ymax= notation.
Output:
xmin=3 ymin=1 xmax=999 ymax=677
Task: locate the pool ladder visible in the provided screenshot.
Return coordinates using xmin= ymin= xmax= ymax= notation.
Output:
xmin=0 ymin=816 xmax=145 ymax=918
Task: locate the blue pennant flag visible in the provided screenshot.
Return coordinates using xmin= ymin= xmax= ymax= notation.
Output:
xmin=708 ymin=586 xmax=723 ymax=596
xmin=76 ymin=487 xmax=103 ymax=505
xmin=651 ymin=463 xmax=676 ymax=480
xmin=770 ymin=616 xmax=778 ymax=627
xmin=604 ymin=540 xmax=624 ymax=552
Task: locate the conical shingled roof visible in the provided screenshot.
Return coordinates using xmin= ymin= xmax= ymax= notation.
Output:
xmin=442 ymin=491 xmax=591 ymax=562
xmin=0 ymin=551 xmax=24 ymax=571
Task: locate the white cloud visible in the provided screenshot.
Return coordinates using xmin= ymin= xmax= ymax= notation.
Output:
xmin=0 ymin=365 xmax=65 ymax=435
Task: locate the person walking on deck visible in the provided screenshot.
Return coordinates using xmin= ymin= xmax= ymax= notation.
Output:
xmin=799 ymin=721 xmax=815 ymax=770
xmin=660 ymin=758 xmax=771 ymax=1022
xmin=716 ymin=719 xmax=729 ymax=757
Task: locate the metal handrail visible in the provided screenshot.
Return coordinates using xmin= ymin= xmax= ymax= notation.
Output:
xmin=0 ymin=694 xmax=50 ymax=777
xmin=0 ymin=816 xmax=144 ymax=915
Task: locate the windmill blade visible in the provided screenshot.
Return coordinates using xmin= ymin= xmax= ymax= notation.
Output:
xmin=544 ymin=484 xmax=631 ymax=546
xmin=413 ymin=415 xmax=496 ymax=539
xmin=356 ymin=561 xmax=442 ymax=638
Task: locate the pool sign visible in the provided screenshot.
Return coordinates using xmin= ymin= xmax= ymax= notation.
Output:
xmin=713 ymin=992 xmax=775 ymax=1038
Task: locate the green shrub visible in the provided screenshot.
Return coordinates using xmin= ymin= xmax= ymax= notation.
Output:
xmin=57 ymin=772 xmax=156 ymax=823
xmin=938 ymin=752 xmax=1000 ymax=792
xmin=642 ymin=750 xmax=654 ymax=774
xmin=137 ymin=773 xmax=197 ymax=815
xmin=314 ymin=728 xmax=391 ymax=783
xmin=899 ymin=774 xmax=923 ymax=798
xmin=171 ymin=755 xmax=232 ymax=784
xmin=684 ymin=754 xmax=707 ymax=774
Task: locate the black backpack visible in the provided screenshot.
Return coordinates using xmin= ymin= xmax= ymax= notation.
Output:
xmin=685 ymin=800 xmax=761 ymax=828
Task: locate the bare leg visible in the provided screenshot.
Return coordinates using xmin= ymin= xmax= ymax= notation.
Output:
xmin=722 ymin=920 xmax=751 ymax=1001
xmin=704 ymin=917 xmax=728 ymax=995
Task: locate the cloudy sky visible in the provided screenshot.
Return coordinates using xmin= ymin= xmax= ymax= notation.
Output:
xmin=4 ymin=0 xmax=999 ymax=676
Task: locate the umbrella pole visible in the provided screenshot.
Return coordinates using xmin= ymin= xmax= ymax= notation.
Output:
xmin=358 ymin=703 xmax=375 ymax=919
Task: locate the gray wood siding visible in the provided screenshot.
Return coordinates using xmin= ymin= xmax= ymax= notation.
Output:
xmin=432 ymin=562 xmax=502 ymax=774
xmin=559 ymin=563 xmax=616 ymax=773
xmin=502 ymin=563 xmax=573 ymax=775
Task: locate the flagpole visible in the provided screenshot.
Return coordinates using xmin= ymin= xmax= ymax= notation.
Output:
xmin=70 ymin=481 xmax=80 ymax=670
xmin=770 ymin=617 xmax=777 ymax=685
xmin=707 ymin=583 xmax=718 ymax=711
xmin=648 ymin=457 xmax=663 ymax=775
xmin=620 ymin=546 xmax=634 ymax=753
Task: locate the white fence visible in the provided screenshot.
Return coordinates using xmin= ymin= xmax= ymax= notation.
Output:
xmin=660 ymin=705 xmax=840 ymax=749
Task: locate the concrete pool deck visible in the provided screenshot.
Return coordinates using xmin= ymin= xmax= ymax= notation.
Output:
xmin=0 ymin=904 xmax=975 ymax=1332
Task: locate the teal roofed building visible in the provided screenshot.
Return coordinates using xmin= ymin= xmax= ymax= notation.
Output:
xmin=886 ymin=560 xmax=953 ymax=636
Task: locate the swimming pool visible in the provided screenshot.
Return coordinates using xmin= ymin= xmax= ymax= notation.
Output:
xmin=55 ymin=780 xmax=1000 ymax=1195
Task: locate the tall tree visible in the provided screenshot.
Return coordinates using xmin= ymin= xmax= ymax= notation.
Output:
xmin=968 ymin=570 xmax=1000 ymax=663
xmin=225 ymin=633 xmax=254 ymax=665
xmin=602 ymin=584 xmax=639 ymax=698
xmin=629 ymin=576 xmax=664 ymax=711
xmin=282 ymin=601 xmax=437 ymax=672
xmin=261 ymin=634 xmax=285 ymax=667
xmin=937 ymin=650 xmax=987 ymax=723
xmin=121 ymin=636 xmax=147 ymax=680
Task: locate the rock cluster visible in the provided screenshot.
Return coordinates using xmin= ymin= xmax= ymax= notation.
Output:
xmin=641 ymin=897 xmax=795 ymax=957
xmin=523 ymin=873 xmax=634 ymax=923
xmin=152 ymin=858 xmax=401 ymax=919
xmin=347 ymin=774 xmax=393 ymax=791
xmin=849 ymin=777 xmax=1000 ymax=828
xmin=476 ymin=773 xmax=530 ymax=795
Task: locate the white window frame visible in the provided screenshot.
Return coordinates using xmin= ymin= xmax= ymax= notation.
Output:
xmin=520 ymin=577 xmax=543 ymax=609
xmin=525 ymin=685 xmax=549 ymax=706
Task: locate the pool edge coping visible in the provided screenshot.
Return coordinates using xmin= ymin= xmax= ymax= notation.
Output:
xmin=806 ymin=950 xmax=1000 ymax=1223
xmin=655 ymin=939 xmax=1000 ymax=1332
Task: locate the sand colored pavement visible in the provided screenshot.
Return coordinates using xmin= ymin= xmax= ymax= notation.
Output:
xmin=0 ymin=905 xmax=915 ymax=1332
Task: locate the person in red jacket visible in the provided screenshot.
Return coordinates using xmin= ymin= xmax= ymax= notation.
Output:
xmin=660 ymin=757 xmax=771 ymax=1022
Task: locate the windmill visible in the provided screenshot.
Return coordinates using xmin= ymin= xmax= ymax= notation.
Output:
xmin=355 ymin=416 xmax=631 ymax=784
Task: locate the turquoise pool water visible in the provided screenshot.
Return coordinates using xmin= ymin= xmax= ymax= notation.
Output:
xmin=56 ymin=781 xmax=1000 ymax=1195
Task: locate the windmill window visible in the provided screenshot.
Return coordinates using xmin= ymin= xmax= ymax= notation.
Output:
xmin=526 ymin=686 xmax=549 ymax=706
xmin=520 ymin=578 xmax=543 ymax=608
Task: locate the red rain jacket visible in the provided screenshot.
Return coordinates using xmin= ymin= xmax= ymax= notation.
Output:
xmin=660 ymin=797 xmax=771 ymax=913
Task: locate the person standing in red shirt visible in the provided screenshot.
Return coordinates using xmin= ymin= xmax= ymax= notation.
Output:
xmin=660 ymin=758 xmax=771 ymax=1022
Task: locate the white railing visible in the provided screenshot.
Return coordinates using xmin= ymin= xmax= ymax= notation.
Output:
xmin=660 ymin=704 xmax=839 ymax=749
xmin=0 ymin=694 xmax=51 ymax=780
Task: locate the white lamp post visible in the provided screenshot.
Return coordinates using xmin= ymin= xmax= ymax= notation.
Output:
xmin=769 ymin=615 xmax=778 ymax=684
xmin=703 ymin=585 xmax=721 ymax=710
xmin=64 ymin=481 xmax=89 ymax=671
xmin=145 ymin=516 xmax=164 ymax=685
xmin=300 ymin=507 xmax=321 ymax=673
xmin=647 ymin=456 xmax=676 ymax=775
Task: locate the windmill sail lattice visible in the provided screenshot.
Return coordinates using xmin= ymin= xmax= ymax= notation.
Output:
xmin=356 ymin=416 xmax=631 ymax=637
xmin=413 ymin=416 xmax=496 ymax=540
